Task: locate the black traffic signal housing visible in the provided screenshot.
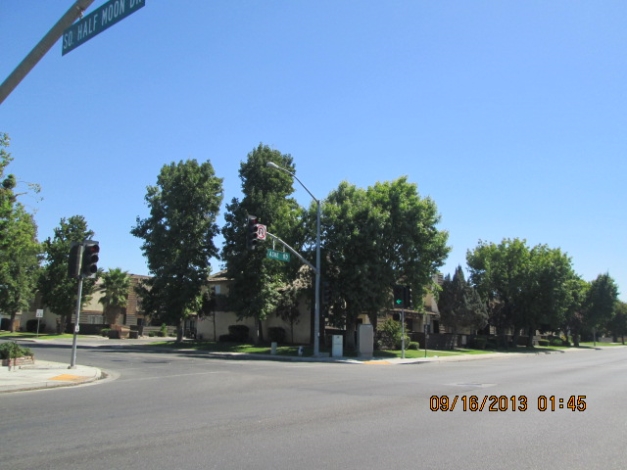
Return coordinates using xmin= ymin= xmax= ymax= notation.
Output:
xmin=392 ymin=285 xmax=412 ymax=309
xmin=393 ymin=285 xmax=406 ymax=309
xmin=68 ymin=242 xmax=81 ymax=278
xmin=247 ymin=215 xmax=259 ymax=250
xmin=81 ymin=241 xmax=100 ymax=277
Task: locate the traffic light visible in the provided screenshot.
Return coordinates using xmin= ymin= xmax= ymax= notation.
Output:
xmin=247 ymin=215 xmax=259 ymax=250
xmin=68 ymin=243 xmax=81 ymax=278
xmin=393 ymin=285 xmax=411 ymax=309
xmin=81 ymin=241 xmax=100 ymax=277
xmin=393 ymin=285 xmax=406 ymax=309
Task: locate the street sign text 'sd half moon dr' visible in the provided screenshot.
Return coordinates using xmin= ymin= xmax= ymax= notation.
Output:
xmin=62 ymin=0 xmax=145 ymax=55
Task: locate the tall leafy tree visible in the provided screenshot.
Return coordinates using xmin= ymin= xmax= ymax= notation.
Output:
xmin=318 ymin=177 xmax=449 ymax=349
xmin=317 ymin=182 xmax=382 ymax=348
xmin=467 ymin=238 xmax=575 ymax=347
xmin=275 ymin=285 xmax=302 ymax=344
xmin=467 ymin=238 xmax=531 ymax=345
xmin=0 ymin=132 xmax=15 ymax=237
xmin=520 ymin=244 xmax=574 ymax=344
xmin=131 ymin=159 xmax=223 ymax=342
xmin=367 ymin=177 xmax=450 ymax=305
xmin=585 ymin=273 xmax=619 ymax=338
xmin=562 ymin=276 xmax=589 ymax=347
xmin=99 ymin=268 xmax=131 ymax=325
xmin=608 ymin=301 xmax=627 ymax=344
xmin=438 ymin=265 xmax=488 ymax=335
xmin=0 ymin=133 xmax=42 ymax=332
xmin=0 ymin=134 xmax=41 ymax=331
xmin=39 ymin=216 xmax=98 ymax=332
xmin=221 ymin=144 xmax=304 ymax=343
xmin=0 ymin=205 xmax=40 ymax=332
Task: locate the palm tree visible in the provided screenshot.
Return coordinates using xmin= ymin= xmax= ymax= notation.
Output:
xmin=99 ymin=268 xmax=131 ymax=325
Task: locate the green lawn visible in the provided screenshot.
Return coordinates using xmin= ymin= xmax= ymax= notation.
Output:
xmin=579 ymin=341 xmax=625 ymax=347
xmin=147 ymin=340 xmax=497 ymax=359
xmin=0 ymin=332 xmax=74 ymax=340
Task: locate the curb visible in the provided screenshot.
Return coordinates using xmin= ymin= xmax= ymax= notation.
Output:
xmin=0 ymin=362 xmax=104 ymax=394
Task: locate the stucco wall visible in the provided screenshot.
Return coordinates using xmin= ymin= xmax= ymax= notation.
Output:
xmin=197 ymin=304 xmax=312 ymax=345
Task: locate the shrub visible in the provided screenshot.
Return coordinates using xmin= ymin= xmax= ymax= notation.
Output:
xmin=26 ymin=319 xmax=45 ymax=333
xmin=0 ymin=342 xmax=32 ymax=359
xmin=268 ymin=327 xmax=286 ymax=344
xmin=376 ymin=317 xmax=408 ymax=350
xmin=550 ymin=338 xmax=564 ymax=346
xmin=228 ymin=325 xmax=250 ymax=342
xmin=538 ymin=339 xmax=549 ymax=347
xmin=219 ymin=334 xmax=238 ymax=342
xmin=408 ymin=341 xmax=420 ymax=350
xmin=148 ymin=331 xmax=157 ymax=337
xmin=160 ymin=323 xmax=168 ymax=337
xmin=100 ymin=328 xmax=111 ymax=337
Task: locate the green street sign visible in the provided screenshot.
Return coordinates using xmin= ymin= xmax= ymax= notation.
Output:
xmin=62 ymin=0 xmax=146 ymax=55
xmin=267 ymin=249 xmax=290 ymax=262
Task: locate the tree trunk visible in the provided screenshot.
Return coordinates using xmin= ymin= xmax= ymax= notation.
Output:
xmin=65 ymin=313 xmax=72 ymax=334
xmin=526 ymin=326 xmax=535 ymax=348
xmin=9 ymin=312 xmax=17 ymax=333
xmin=497 ymin=327 xmax=507 ymax=349
xmin=105 ymin=307 xmax=119 ymax=326
xmin=511 ymin=328 xmax=519 ymax=349
xmin=176 ymin=318 xmax=184 ymax=342
xmin=255 ymin=316 xmax=264 ymax=344
xmin=345 ymin=318 xmax=356 ymax=351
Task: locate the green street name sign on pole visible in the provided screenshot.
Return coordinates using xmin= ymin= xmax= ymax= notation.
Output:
xmin=266 ymin=249 xmax=290 ymax=262
xmin=62 ymin=0 xmax=145 ymax=55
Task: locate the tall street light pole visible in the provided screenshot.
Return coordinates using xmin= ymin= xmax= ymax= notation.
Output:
xmin=267 ymin=162 xmax=321 ymax=357
xmin=0 ymin=0 xmax=95 ymax=105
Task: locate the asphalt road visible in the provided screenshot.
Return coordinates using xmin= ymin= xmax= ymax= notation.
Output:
xmin=1 ymin=343 xmax=625 ymax=470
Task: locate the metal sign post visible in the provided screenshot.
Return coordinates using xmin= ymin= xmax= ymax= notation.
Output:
xmin=424 ymin=323 xmax=429 ymax=358
xmin=69 ymin=244 xmax=85 ymax=369
xmin=401 ymin=309 xmax=405 ymax=359
xmin=35 ymin=309 xmax=44 ymax=337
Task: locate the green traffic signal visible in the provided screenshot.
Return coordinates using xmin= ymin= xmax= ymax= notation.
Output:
xmin=393 ymin=285 xmax=411 ymax=309
xmin=393 ymin=285 xmax=406 ymax=309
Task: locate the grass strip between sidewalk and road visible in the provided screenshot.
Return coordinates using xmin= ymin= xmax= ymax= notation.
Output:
xmin=142 ymin=340 xmax=608 ymax=359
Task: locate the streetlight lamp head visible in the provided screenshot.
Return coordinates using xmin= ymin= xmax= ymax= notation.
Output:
xmin=266 ymin=161 xmax=280 ymax=169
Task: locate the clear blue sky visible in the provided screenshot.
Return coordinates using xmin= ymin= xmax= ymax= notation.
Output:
xmin=2 ymin=1 xmax=625 ymax=300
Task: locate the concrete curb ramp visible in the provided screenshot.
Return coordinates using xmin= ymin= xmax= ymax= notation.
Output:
xmin=0 ymin=360 xmax=103 ymax=394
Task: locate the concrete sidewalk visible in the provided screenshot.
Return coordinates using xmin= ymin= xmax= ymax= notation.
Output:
xmin=0 ymin=360 xmax=103 ymax=394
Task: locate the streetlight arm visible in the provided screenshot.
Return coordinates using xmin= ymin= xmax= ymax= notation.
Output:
xmin=267 ymin=160 xmax=322 ymax=357
xmin=266 ymin=162 xmax=319 ymax=203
